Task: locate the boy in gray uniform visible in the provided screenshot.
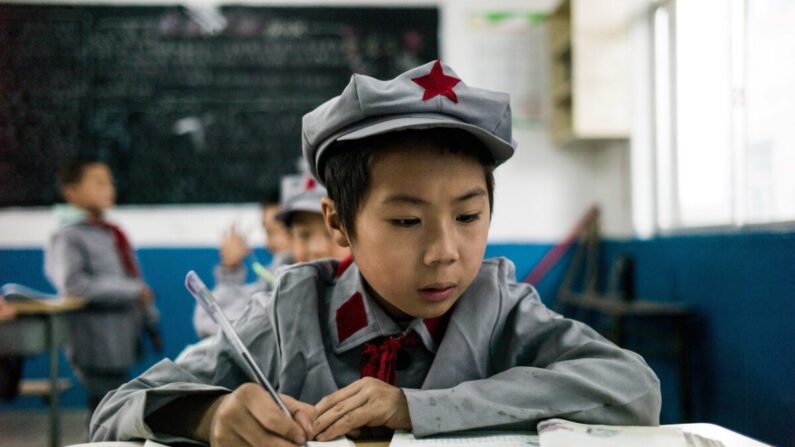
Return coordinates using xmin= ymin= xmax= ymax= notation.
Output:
xmin=274 ymin=174 xmax=350 ymax=263
xmin=193 ymin=175 xmax=347 ymax=339
xmin=192 ymin=189 xmax=291 ymax=340
xmin=44 ymin=158 xmax=160 ymax=415
xmin=91 ymin=61 xmax=660 ymax=446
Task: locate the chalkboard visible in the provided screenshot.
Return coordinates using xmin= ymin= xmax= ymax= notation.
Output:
xmin=0 ymin=5 xmax=438 ymax=206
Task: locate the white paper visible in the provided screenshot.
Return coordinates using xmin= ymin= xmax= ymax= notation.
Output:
xmin=537 ymin=419 xmax=724 ymax=447
xmin=390 ymin=430 xmax=539 ymax=446
xmin=465 ymin=11 xmax=548 ymax=128
xmin=308 ymin=437 xmax=357 ymax=447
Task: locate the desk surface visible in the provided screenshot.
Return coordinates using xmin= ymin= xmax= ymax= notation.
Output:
xmin=65 ymin=423 xmax=770 ymax=447
xmin=5 ymin=297 xmax=85 ymax=315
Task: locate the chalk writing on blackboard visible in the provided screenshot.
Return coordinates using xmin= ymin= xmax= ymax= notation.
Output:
xmin=0 ymin=5 xmax=438 ymax=206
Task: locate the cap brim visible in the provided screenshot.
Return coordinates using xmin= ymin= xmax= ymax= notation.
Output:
xmin=315 ymin=115 xmax=515 ymax=181
xmin=275 ymin=200 xmax=323 ymax=224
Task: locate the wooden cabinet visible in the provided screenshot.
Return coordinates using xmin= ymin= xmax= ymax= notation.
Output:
xmin=548 ymin=0 xmax=632 ymax=144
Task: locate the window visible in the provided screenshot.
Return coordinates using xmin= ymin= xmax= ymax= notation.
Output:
xmin=652 ymin=0 xmax=795 ymax=229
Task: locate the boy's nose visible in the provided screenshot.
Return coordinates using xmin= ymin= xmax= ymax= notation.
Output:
xmin=423 ymin=222 xmax=459 ymax=266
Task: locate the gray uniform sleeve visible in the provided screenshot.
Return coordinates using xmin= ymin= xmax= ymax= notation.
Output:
xmin=192 ymin=264 xmax=250 ymax=339
xmin=90 ymin=296 xmax=281 ymax=443
xmin=404 ymin=276 xmax=661 ymax=436
xmin=45 ymin=231 xmax=143 ymax=307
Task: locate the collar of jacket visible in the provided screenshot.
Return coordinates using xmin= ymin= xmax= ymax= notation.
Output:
xmin=53 ymin=204 xmax=93 ymax=228
xmin=327 ymin=259 xmax=445 ymax=355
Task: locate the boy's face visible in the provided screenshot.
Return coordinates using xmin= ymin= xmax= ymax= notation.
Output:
xmin=63 ymin=163 xmax=115 ymax=214
xmin=334 ymin=144 xmax=490 ymax=320
xmin=289 ymin=211 xmax=349 ymax=263
xmin=262 ymin=204 xmax=291 ymax=254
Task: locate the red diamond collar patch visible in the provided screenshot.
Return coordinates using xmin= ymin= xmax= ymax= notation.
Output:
xmin=336 ymin=292 xmax=368 ymax=343
xmin=411 ymin=60 xmax=461 ymax=103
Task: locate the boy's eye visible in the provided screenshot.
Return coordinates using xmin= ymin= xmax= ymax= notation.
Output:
xmin=390 ymin=218 xmax=421 ymax=227
xmin=456 ymin=213 xmax=481 ymax=224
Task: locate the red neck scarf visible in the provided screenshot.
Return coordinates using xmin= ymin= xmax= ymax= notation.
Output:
xmin=89 ymin=217 xmax=140 ymax=278
xmin=359 ymin=313 xmax=450 ymax=385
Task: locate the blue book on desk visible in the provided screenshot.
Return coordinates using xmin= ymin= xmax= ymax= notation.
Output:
xmin=1 ymin=283 xmax=59 ymax=302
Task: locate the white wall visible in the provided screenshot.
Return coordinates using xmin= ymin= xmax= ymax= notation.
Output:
xmin=0 ymin=0 xmax=634 ymax=247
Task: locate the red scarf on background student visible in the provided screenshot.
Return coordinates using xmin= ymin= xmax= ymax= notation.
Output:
xmin=89 ymin=216 xmax=163 ymax=353
xmin=89 ymin=217 xmax=140 ymax=278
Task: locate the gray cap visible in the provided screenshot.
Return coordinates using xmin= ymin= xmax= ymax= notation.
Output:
xmin=302 ymin=60 xmax=516 ymax=185
xmin=275 ymin=175 xmax=328 ymax=225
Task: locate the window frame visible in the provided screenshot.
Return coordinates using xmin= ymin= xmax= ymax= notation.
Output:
xmin=649 ymin=0 xmax=795 ymax=235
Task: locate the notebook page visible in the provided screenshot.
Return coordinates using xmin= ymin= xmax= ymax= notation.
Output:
xmin=537 ymin=419 xmax=724 ymax=447
xmin=390 ymin=430 xmax=540 ymax=446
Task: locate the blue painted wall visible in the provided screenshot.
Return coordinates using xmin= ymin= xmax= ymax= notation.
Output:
xmin=600 ymin=231 xmax=795 ymax=447
xmin=0 ymin=243 xmax=558 ymax=409
xmin=1 ymin=233 xmax=792 ymax=446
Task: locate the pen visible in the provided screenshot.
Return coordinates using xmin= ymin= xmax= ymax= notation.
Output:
xmin=184 ymin=270 xmax=291 ymax=416
xmin=250 ymin=251 xmax=276 ymax=287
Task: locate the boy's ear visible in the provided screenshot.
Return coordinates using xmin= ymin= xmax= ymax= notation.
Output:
xmin=321 ymin=197 xmax=351 ymax=248
xmin=61 ymin=184 xmax=77 ymax=204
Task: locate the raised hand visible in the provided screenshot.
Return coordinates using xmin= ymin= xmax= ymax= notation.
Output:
xmin=219 ymin=224 xmax=250 ymax=269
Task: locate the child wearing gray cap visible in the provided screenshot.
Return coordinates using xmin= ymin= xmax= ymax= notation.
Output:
xmin=90 ymin=60 xmax=660 ymax=446
xmin=192 ymin=174 xmax=347 ymax=340
xmin=275 ymin=174 xmax=350 ymax=264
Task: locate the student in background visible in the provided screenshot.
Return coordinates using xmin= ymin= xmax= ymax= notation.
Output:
xmin=44 ymin=157 xmax=161 ymax=416
xmin=91 ymin=61 xmax=659 ymax=446
xmin=192 ymin=191 xmax=293 ymax=340
xmin=275 ymin=175 xmax=350 ymax=264
xmin=260 ymin=190 xmax=293 ymax=273
xmin=192 ymin=175 xmax=349 ymax=339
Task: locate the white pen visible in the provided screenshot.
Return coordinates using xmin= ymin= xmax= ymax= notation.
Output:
xmin=184 ymin=270 xmax=294 ymax=418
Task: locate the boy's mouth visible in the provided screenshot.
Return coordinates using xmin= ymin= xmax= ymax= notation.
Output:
xmin=417 ymin=283 xmax=457 ymax=302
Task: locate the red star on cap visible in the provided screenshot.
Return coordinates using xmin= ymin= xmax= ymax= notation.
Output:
xmin=411 ymin=60 xmax=461 ymax=103
xmin=303 ymin=177 xmax=317 ymax=192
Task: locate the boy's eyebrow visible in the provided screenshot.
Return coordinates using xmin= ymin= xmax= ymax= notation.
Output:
xmin=455 ymin=187 xmax=487 ymax=203
xmin=382 ymin=187 xmax=487 ymax=206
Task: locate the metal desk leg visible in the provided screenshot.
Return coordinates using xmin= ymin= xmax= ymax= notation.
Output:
xmin=46 ymin=314 xmax=60 ymax=447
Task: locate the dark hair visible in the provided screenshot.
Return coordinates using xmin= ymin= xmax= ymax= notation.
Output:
xmin=260 ymin=188 xmax=281 ymax=208
xmin=322 ymin=128 xmax=496 ymax=239
xmin=58 ymin=156 xmax=105 ymax=189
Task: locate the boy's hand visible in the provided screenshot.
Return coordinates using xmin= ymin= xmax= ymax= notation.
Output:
xmin=219 ymin=225 xmax=250 ymax=268
xmin=208 ymin=383 xmax=314 ymax=447
xmin=138 ymin=286 xmax=154 ymax=306
xmin=312 ymin=377 xmax=412 ymax=441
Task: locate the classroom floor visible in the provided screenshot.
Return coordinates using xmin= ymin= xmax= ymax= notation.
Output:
xmin=0 ymin=409 xmax=88 ymax=447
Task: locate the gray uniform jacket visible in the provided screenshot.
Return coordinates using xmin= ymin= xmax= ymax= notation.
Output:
xmin=44 ymin=220 xmax=146 ymax=371
xmin=91 ymin=257 xmax=660 ymax=443
xmin=192 ymin=264 xmax=270 ymax=339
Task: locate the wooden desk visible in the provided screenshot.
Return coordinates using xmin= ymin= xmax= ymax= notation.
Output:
xmin=0 ymin=297 xmax=85 ymax=447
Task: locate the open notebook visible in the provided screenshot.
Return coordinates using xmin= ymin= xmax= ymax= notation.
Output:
xmin=390 ymin=419 xmax=724 ymax=447
xmin=80 ymin=419 xmax=726 ymax=447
